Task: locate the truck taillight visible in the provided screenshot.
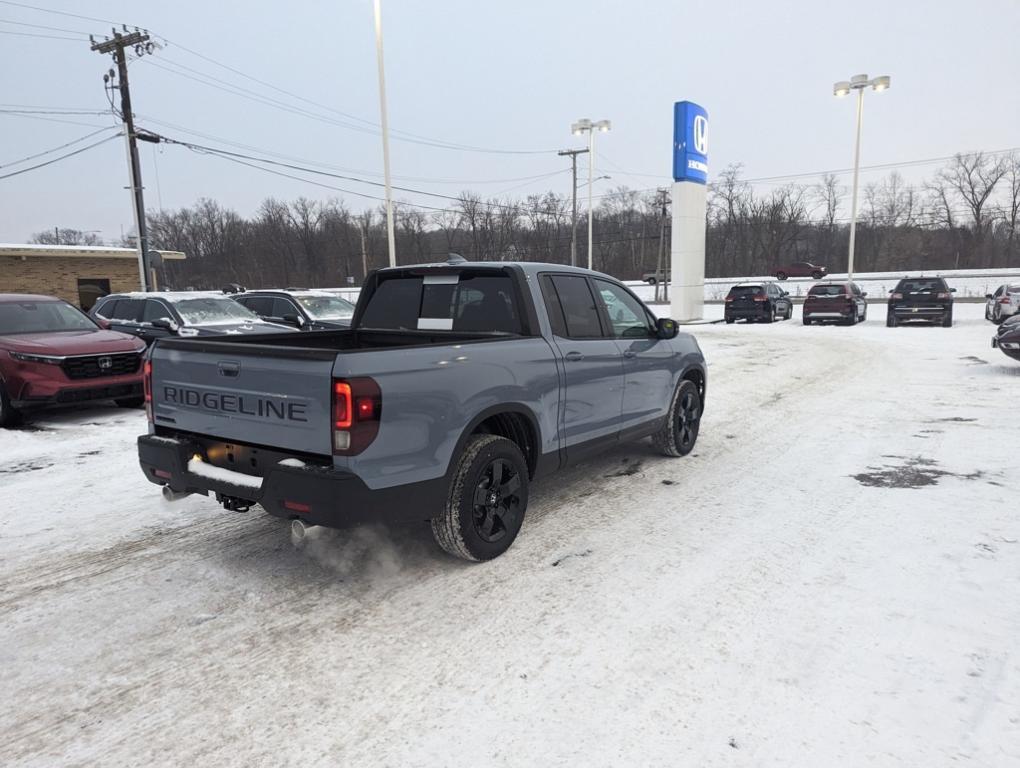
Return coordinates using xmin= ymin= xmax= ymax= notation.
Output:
xmin=143 ymin=359 xmax=153 ymax=422
xmin=332 ymin=377 xmax=381 ymax=455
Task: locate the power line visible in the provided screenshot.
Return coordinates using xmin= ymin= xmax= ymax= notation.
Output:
xmin=0 ymin=16 xmax=94 ymax=34
xmin=0 ymin=28 xmax=84 ymax=40
xmin=0 ymin=0 xmax=119 ymax=25
xmin=0 ymin=111 xmax=114 ymax=128
xmin=0 ymin=133 xmax=119 ymax=180
xmin=1 ymin=125 xmax=117 ymax=169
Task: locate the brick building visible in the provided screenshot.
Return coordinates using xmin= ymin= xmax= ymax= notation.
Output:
xmin=0 ymin=244 xmax=186 ymax=310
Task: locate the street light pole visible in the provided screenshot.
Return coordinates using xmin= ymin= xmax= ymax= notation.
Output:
xmin=571 ymin=118 xmax=611 ymax=271
xmin=373 ymin=0 xmax=396 ymax=268
xmin=834 ymin=73 xmax=890 ymax=282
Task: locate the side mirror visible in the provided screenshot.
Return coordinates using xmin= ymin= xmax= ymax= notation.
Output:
xmin=986 ymin=293 xmax=994 ymax=300
xmin=781 ymin=291 xmax=789 ymax=297
xmin=889 ymin=289 xmax=895 ymax=293
xmin=861 ymin=292 xmax=868 ymax=297
xmin=151 ymin=318 xmax=179 ymax=333
xmin=950 ymin=288 xmax=957 ymax=293
xmin=281 ymin=314 xmax=305 ymax=328
xmin=94 ymin=317 xmax=111 ymax=330
xmin=656 ymin=317 xmax=679 ymax=339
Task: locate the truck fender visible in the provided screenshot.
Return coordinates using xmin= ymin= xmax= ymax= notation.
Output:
xmin=447 ymin=403 xmax=544 ymax=480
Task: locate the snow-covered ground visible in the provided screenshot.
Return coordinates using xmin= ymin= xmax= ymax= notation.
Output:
xmin=2 ymin=304 xmax=1019 ymax=767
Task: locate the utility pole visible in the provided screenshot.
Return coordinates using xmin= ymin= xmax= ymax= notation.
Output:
xmin=654 ymin=188 xmax=670 ymax=303
xmin=558 ymin=148 xmax=589 ymax=267
xmin=372 ymin=0 xmax=397 ymax=267
xmin=91 ymin=27 xmax=156 ymax=291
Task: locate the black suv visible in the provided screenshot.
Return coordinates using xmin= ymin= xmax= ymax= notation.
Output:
xmin=724 ymin=282 xmax=793 ymax=324
xmin=234 ymin=289 xmax=355 ymax=330
xmin=886 ymin=278 xmax=955 ymax=327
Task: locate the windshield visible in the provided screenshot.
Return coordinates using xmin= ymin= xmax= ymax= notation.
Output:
xmin=169 ymin=297 xmax=260 ymax=326
xmin=809 ymin=285 xmax=847 ymax=297
xmin=0 ymin=300 xmax=97 ymax=334
xmin=296 ymin=294 xmax=355 ymax=320
xmin=897 ymin=279 xmax=946 ymax=293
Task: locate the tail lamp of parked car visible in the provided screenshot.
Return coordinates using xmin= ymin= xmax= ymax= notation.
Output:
xmin=753 ymin=294 xmax=767 ymax=302
xmin=936 ymin=292 xmax=952 ymax=299
xmin=891 ymin=292 xmax=903 ymax=300
xmin=143 ymin=359 xmax=153 ymax=422
xmin=332 ymin=377 xmax=381 ymax=455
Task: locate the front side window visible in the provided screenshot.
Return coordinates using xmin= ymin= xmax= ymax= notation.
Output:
xmin=594 ymin=280 xmax=652 ymax=339
xmin=169 ymin=297 xmax=260 ymax=325
xmin=0 ymin=300 xmax=98 ymax=334
xmin=295 ymin=294 xmax=355 ymax=321
xmin=142 ymin=300 xmax=173 ymax=323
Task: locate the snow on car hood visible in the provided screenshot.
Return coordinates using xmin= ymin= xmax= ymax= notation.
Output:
xmin=0 ymin=329 xmax=145 ymax=356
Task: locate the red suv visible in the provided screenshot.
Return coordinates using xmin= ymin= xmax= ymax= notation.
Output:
xmin=0 ymin=294 xmax=147 ymax=427
xmin=773 ymin=262 xmax=828 ymax=280
xmin=802 ymin=282 xmax=868 ymax=325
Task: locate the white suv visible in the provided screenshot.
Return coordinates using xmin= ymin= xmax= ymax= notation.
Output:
xmin=985 ymin=284 xmax=1020 ymax=324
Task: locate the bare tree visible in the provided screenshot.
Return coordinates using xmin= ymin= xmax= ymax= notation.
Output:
xmin=31 ymin=228 xmax=102 ymax=246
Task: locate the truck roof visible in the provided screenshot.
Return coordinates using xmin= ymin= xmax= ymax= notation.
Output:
xmin=376 ymin=260 xmax=608 ymax=280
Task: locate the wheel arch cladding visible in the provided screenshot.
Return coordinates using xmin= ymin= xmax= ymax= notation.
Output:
xmin=464 ymin=405 xmax=540 ymax=479
xmin=681 ymin=365 xmax=706 ymax=404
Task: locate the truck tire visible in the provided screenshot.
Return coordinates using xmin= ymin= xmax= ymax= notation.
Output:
xmin=887 ymin=313 xmax=898 ymax=328
xmin=431 ymin=434 xmax=529 ymax=561
xmin=0 ymin=383 xmax=20 ymax=429
xmin=652 ymin=379 xmax=701 ymax=458
xmin=941 ymin=309 xmax=953 ymax=328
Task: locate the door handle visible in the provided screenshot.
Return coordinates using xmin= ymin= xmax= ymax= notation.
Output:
xmin=564 ymin=351 xmax=584 ymax=362
xmin=623 ymin=350 xmax=637 ymax=359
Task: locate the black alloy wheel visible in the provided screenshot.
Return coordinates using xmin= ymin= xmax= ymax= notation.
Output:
xmin=471 ymin=458 xmax=523 ymax=544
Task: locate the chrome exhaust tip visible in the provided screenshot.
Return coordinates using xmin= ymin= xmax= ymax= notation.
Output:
xmin=162 ymin=485 xmax=192 ymax=502
xmin=290 ymin=519 xmax=318 ymax=544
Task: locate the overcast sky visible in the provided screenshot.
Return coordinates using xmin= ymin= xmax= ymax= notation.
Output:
xmin=1 ymin=0 xmax=1018 ymax=243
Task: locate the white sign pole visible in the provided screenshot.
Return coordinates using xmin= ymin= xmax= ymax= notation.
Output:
xmin=670 ymin=181 xmax=707 ymax=322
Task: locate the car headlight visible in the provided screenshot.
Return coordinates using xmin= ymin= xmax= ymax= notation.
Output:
xmin=10 ymin=351 xmax=63 ymax=365
xmin=1002 ymin=342 xmax=1020 ymax=350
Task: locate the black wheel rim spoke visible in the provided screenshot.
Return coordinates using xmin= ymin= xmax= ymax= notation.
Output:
xmin=471 ymin=457 xmax=522 ymax=543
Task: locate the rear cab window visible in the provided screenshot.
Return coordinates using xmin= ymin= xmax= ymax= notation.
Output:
xmin=360 ymin=270 xmax=522 ymax=335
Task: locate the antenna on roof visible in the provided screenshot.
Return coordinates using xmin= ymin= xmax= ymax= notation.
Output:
xmin=446 ymin=253 xmax=467 ymax=265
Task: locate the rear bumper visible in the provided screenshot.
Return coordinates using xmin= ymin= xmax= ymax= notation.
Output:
xmin=724 ymin=304 xmax=770 ymax=319
xmin=889 ymin=304 xmax=950 ymax=319
xmin=137 ymin=434 xmax=446 ymax=527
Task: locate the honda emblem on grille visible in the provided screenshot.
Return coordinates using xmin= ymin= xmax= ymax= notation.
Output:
xmin=98 ymin=356 xmax=113 ymax=370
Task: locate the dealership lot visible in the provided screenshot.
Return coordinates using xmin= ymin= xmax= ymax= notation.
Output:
xmin=1 ymin=303 xmax=1018 ymax=766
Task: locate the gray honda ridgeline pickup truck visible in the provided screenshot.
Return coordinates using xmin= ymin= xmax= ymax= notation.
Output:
xmin=138 ymin=260 xmax=707 ymax=561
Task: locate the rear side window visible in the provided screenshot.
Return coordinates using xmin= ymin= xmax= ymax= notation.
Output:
xmin=111 ymin=298 xmax=143 ymax=321
xmin=540 ymin=276 xmax=568 ymax=337
xmin=549 ymin=275 xmax=603 ymax=338
xmin=238 ymin=296 xmax=272 ymax=316
xmin=94 ymin=298 xmax=118 ymax=318
xmin=809 ymin=285 xmax=847 ymax=297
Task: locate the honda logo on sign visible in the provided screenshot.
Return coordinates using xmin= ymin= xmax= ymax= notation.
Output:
xmin=693 ymin=115 xmax=708 ymax=155
xmin=98 ymin=356 xmax=112 ymax=370
xmin=673 ymin=101 xmax=709 ymax=184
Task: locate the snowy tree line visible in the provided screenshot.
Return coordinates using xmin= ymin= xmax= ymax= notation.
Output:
xmin=36 ymin=152 xmax=1019 ymax=287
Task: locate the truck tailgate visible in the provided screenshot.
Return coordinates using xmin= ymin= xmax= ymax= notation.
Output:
xmin=150 ymin=341 xmax=335 ymax=456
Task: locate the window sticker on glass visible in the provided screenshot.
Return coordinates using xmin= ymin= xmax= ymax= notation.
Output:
xmin=418 ymin=274 xmax=459 ymax=330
